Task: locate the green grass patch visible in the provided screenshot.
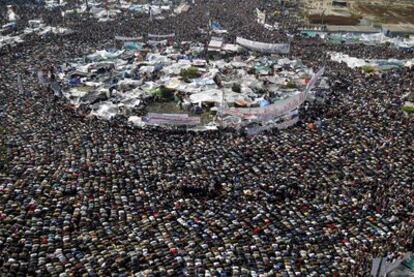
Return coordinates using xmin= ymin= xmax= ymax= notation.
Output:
xmin=152 ymin=86 xmax=175 ymax=101
xmin=402 ymin=106 xmax=414 ymax=113
xmin=180 ymin=67 xmax=200 ymax=80
xmin=361 ymin=65 xmax=376 ymax=73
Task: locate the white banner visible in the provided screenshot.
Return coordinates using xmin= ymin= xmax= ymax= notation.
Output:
xmin=236 ymin=37 xmax=290 ymax=54
xmin=147 ymin=113 xmax=189 ymax=120
xmin=148 ymin=33 xmax=175 ymax=39
xmin=144 ymin=113 xmax=200 ymax=125
xmin=115 ymin=36 xmax=143 ymax=41
xmin=147 ymin=39 xmax=168 ymax=46
xmin=174 ymin=3 xmax=190 ymax=14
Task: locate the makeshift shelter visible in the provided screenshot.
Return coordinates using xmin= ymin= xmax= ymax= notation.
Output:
xmin=208 ymin=37 xmax=224 ymax=52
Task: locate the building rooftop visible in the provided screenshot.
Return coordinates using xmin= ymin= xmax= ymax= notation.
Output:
xmin=326 ymin=25 xmax=380 ymax=33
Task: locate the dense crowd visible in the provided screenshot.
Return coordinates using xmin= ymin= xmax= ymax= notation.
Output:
xmin=1 ymin=1 xmax=414 ymax=276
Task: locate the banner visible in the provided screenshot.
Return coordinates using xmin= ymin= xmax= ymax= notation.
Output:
xmin=223 ymin=91 xmax=306 ymax=121
xmin=306 ymin=67 xmax=325 ymax=92
xmin=115 ymin=36 xmax=143 ymax=41
xmin=148 ymin=33 xmax=175 ymax=39
xmin=147 ymin=39 xmax=168 ymax=46
xmin=236 ymin=37 xmax=290 ymax=54
xmin=174 ymin=3 xmax=190 ymax=14
xmin=256 ymin=8 xmax=266 ymax=25
xmin=144 ymin=113 xmax=201 ymax=125
xmin=147 ymin=113 xmax=190 ymax=120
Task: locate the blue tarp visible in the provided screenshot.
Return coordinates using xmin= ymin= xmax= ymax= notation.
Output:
xmin=69 ymin=78 xmax=81 ymax=86
xmin=211 ymin=21 xmax=222 ymax=30
xmin=123 ymin=42 xmax=142 ymax=50
xmin=128 ymin=5 xmax=145 ymax=13
xmin=259 ymin=99 xmax=270 ymax=107
xmin=2 ymin=22 xmax=16 ymax=30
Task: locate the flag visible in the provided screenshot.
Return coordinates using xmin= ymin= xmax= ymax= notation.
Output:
xmin=305 ymin=67 xmax=325 ymax=93
xmin=256 ymin=8 xmax=266 ymax=25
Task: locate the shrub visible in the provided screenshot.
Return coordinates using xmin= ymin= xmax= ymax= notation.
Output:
xmin=180 ymin=67 xmax=200 ymax=80
xmin=232 ymin=83 xmax=241 ymax=93
xmin=286 ymin=81 xmax=297 ymax=89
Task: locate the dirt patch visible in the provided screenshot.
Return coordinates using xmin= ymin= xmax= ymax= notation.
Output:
xmin=356 ymin=3 xmax=414 ymax=24
xmin=308 ymin=15 xmax=361 ymax=25
xmin=145 ymin=101 xmax=185 ymax=114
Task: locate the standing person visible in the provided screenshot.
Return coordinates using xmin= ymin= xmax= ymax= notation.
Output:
xmin=49 ymin=66 xmax=56 ymax=83
xmin=37 ymin=68 xmax=49 ymax=88
xmin=149 ymin=6 xmax=153 ymax=22
xmin=17 ymin=74 xmax=24 ymax=94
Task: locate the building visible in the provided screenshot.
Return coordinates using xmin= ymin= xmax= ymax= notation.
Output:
xmin=382 ymin=24 xmax=414 ymax=36
xmin=325 ymin=25 xmax=380 ymax=33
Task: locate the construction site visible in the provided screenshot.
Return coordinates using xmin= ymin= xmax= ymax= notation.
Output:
xmin=302 ymin=0 xmax=414 ymax=31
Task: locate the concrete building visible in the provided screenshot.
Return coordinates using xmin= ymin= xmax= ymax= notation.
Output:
xmin=326 ymin=25 xmax=379 ymax=33
xmin=304 ymin=0 xmax=352 ymax=17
